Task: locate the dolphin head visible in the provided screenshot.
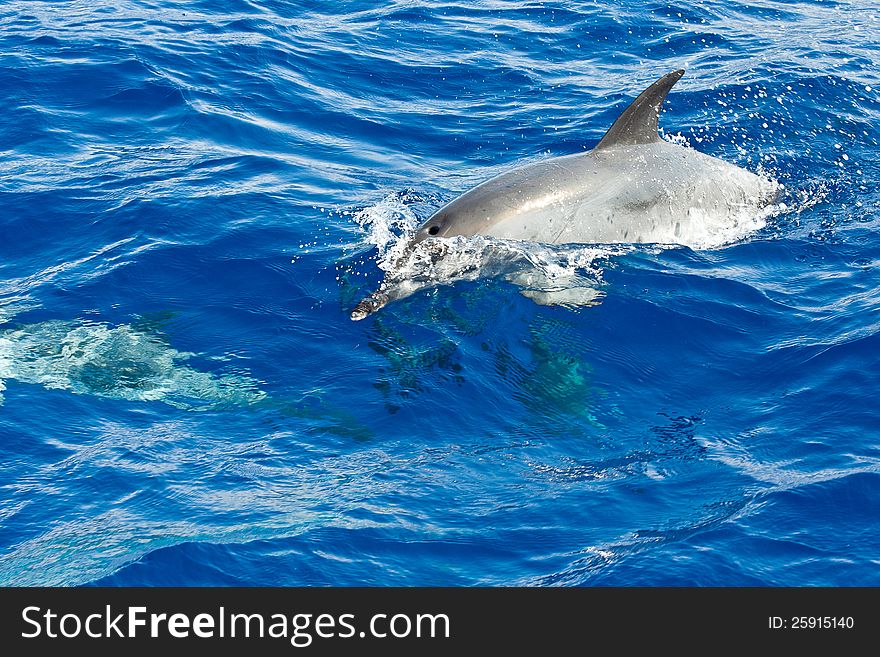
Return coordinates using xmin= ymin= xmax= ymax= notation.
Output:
xmin=350 ymin=189 xmax=544 ymax=320
xmin=350 ymin=234 xmax=454 ymax=321
xmin=350 ymin=203 xmax=473 ymax=321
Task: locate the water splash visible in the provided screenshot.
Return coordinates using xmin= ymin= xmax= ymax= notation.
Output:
xmin=350 ymin=190 xmax=427 ymax=271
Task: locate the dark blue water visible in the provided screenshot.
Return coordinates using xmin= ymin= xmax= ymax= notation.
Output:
xmin=1 ymin=1 xmax=878 ymax=586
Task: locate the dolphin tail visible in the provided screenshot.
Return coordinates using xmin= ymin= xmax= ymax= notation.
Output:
xmin=594 ymin=69 xmax=684 ymax=151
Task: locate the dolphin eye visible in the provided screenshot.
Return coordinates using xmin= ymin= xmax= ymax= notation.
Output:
xmin=428 ymin=225 xmax=440 ymax=235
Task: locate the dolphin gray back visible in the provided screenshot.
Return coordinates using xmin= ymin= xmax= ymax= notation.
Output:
xmin=593 ymin=69 xmax=684 ymax=150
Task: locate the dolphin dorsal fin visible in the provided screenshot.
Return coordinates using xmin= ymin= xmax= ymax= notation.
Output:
xmin=593 ymin=69 xmax=684 ymax=151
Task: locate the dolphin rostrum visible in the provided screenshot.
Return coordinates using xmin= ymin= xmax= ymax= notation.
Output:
xmin=351 ymin=69 xmax=781 ymax=320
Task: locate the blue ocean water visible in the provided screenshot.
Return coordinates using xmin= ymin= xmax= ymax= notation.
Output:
xmin=0 ymin=0 xmax=878 ymax=587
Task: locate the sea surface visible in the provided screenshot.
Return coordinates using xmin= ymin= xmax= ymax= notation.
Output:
xmin=1 ymin=0 xmax=878 ymax=586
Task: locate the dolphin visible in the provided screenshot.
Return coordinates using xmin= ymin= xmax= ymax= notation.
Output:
xmin=351 ymin=69 xmax=781 ymax=320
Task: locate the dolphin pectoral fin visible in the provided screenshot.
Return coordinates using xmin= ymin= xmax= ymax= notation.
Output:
xmin=594 ymin=69 xmax=684 ymax=151
xmin=350 ymin=290 xmax=390 ymax=321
